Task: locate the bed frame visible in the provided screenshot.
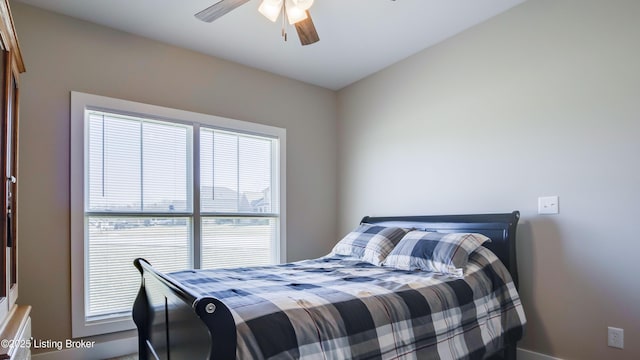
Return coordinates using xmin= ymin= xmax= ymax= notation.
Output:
xmin=133 ymin=211 xmax=521 ymax=360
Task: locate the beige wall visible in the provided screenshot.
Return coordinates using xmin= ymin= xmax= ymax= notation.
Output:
xmin=338 ymin=0 xmax=640 ymax=359
xmin=11 ymin=0 xmax=640 ymax=359
xmin=11 ymin=2 xmax=338 ymax=350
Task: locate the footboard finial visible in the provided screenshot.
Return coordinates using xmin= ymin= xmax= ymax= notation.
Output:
xmin=134 ymin=258 xmax=150 ymax=274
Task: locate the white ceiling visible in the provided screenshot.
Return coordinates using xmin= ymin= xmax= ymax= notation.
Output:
xmin=14 ymin=0 xmax=526 ymax=90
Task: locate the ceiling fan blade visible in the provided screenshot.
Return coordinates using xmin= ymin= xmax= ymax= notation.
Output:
xmin=295 ymin=11 xmax=320 ymax=46
xmin=195 ymin=0 xmax=251 ymax=22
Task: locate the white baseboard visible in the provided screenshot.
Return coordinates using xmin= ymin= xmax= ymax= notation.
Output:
xmin=518 ymin=347 xmax=564 ymax=360
xmin=31 ymin=337 xmax=136 ymax=360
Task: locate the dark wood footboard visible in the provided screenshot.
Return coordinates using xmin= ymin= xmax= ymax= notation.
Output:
xmin=133 ymin=258 xmax=237 ymax=360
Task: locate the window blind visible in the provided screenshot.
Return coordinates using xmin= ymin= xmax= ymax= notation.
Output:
xmin=87 ymin=112 xmax=191 ymax=213
xmin=83 ymin=109 xmax=280 ymax=322
xmin=86 ymin=111 xmax=193 ymax=319
xmin=199 ymin=128 xmax=276 ymax=213
xmin=199 ymin=128 xmax=278 ymax=268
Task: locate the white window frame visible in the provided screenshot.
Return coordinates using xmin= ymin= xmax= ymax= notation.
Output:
xmin=70 ymin=91 xmax=286 ymax=337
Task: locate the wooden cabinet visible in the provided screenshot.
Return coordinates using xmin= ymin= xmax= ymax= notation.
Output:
xmin=0 ymin=1 xmax=29 ymax=359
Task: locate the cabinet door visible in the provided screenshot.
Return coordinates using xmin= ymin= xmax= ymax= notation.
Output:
xmin=0 ymin=49 xmax=7 ymax=321
xmin=0 ymin=0 xmax=26 ymax=328
xmin=5 ymin=54 xmax=18 ymax=306
xmin=0 ymin=48 xmax=18 ymax=315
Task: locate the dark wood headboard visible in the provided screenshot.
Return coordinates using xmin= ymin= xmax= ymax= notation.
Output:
xmin=361 ymin=211 xmax=520 ymax=288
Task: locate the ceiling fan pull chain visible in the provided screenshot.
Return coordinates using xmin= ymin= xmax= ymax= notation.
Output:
xmin=281 ymin=4 xmax=287 ymax=41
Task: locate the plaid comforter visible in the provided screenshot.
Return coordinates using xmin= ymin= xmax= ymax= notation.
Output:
xmin=169 ymin=247 xmax=526 ymax=360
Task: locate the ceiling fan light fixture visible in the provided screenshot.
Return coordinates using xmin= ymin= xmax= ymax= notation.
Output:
xmin=285 ymin=0 xmax=308 ymax=24
xmin=196 ymin=0 xmax=318 ymax=45
xmin=258 ymin=0 xmax=283 ymax=22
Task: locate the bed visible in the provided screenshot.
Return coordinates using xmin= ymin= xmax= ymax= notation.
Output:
xmin=133 ymin=211 xmax=525 ymax=359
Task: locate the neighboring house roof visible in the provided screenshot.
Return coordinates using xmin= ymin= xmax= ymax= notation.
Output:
xmin=201 ymin=186 xmax=269 ymax=213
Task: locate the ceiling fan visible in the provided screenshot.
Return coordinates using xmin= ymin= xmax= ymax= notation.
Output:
xmin=195 ymin=0 xmax=320 ymax=46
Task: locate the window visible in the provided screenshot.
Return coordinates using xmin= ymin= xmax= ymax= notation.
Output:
xmin=71 ymin=92 xmax=286 ymax=337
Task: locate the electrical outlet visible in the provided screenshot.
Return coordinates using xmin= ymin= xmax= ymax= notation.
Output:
xmin=608 ymin=327 xmax=624 ymax=349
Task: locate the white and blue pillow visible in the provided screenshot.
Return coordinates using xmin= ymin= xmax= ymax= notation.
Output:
xmin=382 ymin=231 xmax=490 ymax=277
xmin=331 ymin=223 xmax=408 ymax=266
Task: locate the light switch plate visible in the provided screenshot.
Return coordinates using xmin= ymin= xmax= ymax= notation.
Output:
xmin=538 ymin=196 xmax=559 ymax=214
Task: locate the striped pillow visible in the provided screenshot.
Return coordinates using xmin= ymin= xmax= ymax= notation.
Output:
xmin=331 ymin=224 xmax=408 ymax=266
xmin=382 ymin=231 xmax=491 ymax=277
